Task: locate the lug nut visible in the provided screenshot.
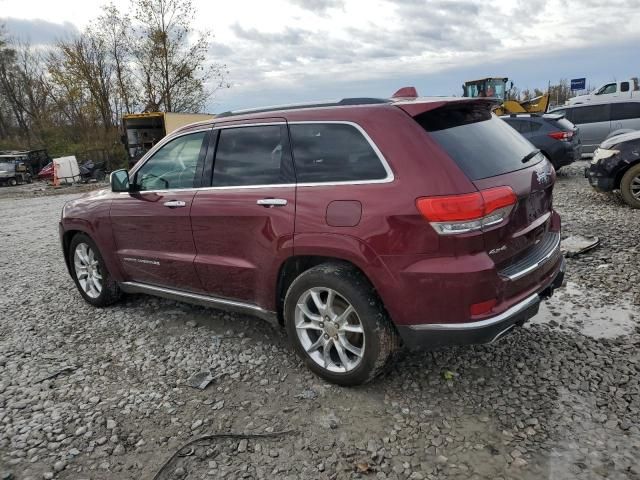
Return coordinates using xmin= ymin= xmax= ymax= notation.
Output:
xmin=319 ymin=322 xmax=324 ymax=328
xmin=324 ymin=334 xmax=329 ymax=339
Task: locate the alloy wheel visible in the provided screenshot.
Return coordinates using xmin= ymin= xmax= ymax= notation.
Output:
xmin=73 ymin=242 xmax=103 ymax=299
xmin=630 ymin=174 xmax=640 ymax=200
xmin=294 ymin=287 xmax=365 ymax=373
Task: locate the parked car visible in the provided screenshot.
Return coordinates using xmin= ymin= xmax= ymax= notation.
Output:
xmin=549 ymin=99 xmax=640 ymax=156
xmin=501 ymin=113 xmax=581 ymax=170
xmin=37 ymin=162 xmax=54 ymax=180
xmin=586 ymin=130 xmax=640 ymax=208
xmin=59 ymin=92 xmax=565 ymax=385
xmin=0 ymin=159 xmax=33 ymax=186
xmin=568 ymin=78 xmax=639 ymax=105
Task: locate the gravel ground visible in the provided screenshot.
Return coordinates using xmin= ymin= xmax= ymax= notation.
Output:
xmin=1 ymin=161 xmax=639 ymax=480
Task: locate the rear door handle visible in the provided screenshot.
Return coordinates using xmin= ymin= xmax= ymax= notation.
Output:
xmin=257 ymin=198 xmax=287 ymax=207
xmin=163 ymin=200 xmax=187 ymax=208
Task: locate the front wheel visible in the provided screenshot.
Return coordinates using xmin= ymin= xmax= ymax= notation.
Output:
xmin=620 ymin=164 xmax=640 ymax=209
xmin=69 ymin=233 xmax=121 ymax=307
xmin=284 ymin=263 xmax=398 ymax=386
xmin=8 ymin=178 xmax=17 ymax=187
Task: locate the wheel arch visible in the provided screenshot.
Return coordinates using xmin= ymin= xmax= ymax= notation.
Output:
xmin=614 ymin=159 xmax=640 ymax=189
xmin=275 ymin=234 xmax=396 ymax=326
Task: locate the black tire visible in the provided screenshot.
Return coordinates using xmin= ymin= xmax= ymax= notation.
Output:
xmin=68 ymin=233 xmax=122 ymax=307
xmin=26 ymin=175 xmax=33 ymax=184
xmin=284 ymin=263 xmax=399 ymax=386
xmin=620 ymin=163 xmax=640 ymax=209
xmin=8 ymin=178 xmax=17 ymax=187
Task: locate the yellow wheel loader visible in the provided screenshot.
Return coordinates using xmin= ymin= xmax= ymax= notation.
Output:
xmin=462 ymin=77 xmax=549 ymax=115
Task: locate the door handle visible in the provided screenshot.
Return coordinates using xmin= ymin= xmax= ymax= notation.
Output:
xmin=257 ymin=198 xmax=287 ymax=207
xmin=163 ymin=200 xmax=187 ymax=208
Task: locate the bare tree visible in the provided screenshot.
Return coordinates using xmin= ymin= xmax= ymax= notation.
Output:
xmin=92 ymin=4 xmax=137 ymax=116
xmin=133 ymin=0 xmax=228 ymax=112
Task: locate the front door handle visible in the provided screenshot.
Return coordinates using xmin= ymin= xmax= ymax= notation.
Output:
xmin=257 ymin=198 xmax=287 ymax=207
xmin=163 ymin=200 xmax=187 ymax=208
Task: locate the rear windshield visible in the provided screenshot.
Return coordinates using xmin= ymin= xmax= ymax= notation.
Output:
xmin=415 ymin=103 xmax=541 ymax=180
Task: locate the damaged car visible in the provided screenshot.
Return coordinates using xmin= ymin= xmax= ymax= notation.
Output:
xmin=586 ymin=130 xmax=640 ymax=208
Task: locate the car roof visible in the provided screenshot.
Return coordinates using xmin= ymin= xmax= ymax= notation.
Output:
xmin=176 ymin=95 xmax=499 ymax=134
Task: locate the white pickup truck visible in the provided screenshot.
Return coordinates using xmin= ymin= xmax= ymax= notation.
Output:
xmin=568 ymin=78 xmax=639 ymax=105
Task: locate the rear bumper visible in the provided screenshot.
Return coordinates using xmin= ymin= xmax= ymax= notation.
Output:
xmin=397 ymin=257 xmax=565 ymax=350
xmin=548 ymin=142 xmax=580 ymax=169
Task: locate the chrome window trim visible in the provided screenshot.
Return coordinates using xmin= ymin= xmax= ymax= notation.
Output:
xmin=288 ymin=120 xmax=394 ymax=186
xmin=128 ymin=127 xmax=213 ymax=178
xmin=122 ymin=120 xmax=394 ymax=194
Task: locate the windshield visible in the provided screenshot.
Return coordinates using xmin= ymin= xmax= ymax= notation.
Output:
xmin=415 ymin=102 xmax=541 ymax=180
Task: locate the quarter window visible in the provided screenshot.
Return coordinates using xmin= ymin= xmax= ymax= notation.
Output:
xmin=134 ymin=131 xmax=207 ymax=191
xmin=212 ymin=125 xmax=294 ymax=187
xmin=570 ymin=105 xmax=610 ymax=124
xmin=289 ymin=123 xmax=387 ymax=183
xmin=621 ymin=82 xmax=630 ymax=93
xmin=611 ymin=102 xmax=640 ymax=121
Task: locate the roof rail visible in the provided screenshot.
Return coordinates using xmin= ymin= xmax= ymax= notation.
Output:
xmin=216 ymin=97 xmax=389 ymax=118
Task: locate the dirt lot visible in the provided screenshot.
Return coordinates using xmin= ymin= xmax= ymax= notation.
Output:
xmin=1 ymin=161 xmax=639 ymax=480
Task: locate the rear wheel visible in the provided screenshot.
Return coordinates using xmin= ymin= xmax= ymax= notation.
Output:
xmin=620 ymin=164 xmax=640 ymax=209
xmin=284 ymin=263 xmax=398 ymax=386
xmin=69 ymin=233 xmax=121 ymax=307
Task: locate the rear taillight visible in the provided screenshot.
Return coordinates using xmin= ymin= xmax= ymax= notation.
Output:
xmin=548 ymin=131 xmax=573 ymax=141
xmin=416 ymin=186 xmax=517 ymax=235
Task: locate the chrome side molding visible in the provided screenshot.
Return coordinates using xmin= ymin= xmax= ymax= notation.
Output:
xmin=119 ymin=281 xmax=278 ymax=325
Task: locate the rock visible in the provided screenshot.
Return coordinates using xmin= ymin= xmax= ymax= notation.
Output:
xmin=511 ymin=458 xmax=528 ymax=468
xmin=106 ymin=419 xmax=117 ymax=430
xmin=435 ymin=455 xmax=448 ymax=465
xmin=53 ymin=460 xmax=66 ymax=472
xmin=237 ymin=439 xmax=248 ymax=453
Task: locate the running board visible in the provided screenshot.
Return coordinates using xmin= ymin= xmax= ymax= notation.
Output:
xmin=119 ymin=281 xmax=278 ymax=325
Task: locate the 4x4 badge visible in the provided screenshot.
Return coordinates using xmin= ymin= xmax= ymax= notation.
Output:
xmin=536 ymin=167 xmax=550 ymax=184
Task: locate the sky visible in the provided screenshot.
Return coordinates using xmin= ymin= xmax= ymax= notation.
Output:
xmin=1 ymin=0 xmax=639 ymax=113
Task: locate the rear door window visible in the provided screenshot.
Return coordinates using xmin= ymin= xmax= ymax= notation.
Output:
xmin=212 ymin=125 xmax=294 ymax=187
xmin=415 ymin=103 xmax=540 ymax=180
xmin=570 ymin=104 xmax=610 ymax=124
xmin=611 ymin=102 xmax=640 ymax=121
xmin=289 ymin=123 xmax=388 ymax=183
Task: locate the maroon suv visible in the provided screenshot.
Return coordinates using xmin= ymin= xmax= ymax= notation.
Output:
xmin=60 ymin=91 xmax=565 ymax=385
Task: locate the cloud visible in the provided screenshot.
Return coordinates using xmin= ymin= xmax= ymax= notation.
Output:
xmin=0 ymin=17 xmax=78 ymax=45
xmin=288 ymin=0 xmax=344 ymax=14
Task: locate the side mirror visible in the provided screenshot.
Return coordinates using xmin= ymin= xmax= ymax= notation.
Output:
xmin=110 ymin=169 xmax=130 ymax=192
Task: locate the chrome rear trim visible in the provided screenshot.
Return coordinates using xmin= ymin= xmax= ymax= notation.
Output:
xmin=499 ymin=231 xmax=561 ymax=281
xmin=407 ymin=293 xmax=539 ymax=331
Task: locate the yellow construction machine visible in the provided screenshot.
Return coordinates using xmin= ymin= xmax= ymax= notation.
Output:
xmin=462 ymin=77 xmax=549 ymax=115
